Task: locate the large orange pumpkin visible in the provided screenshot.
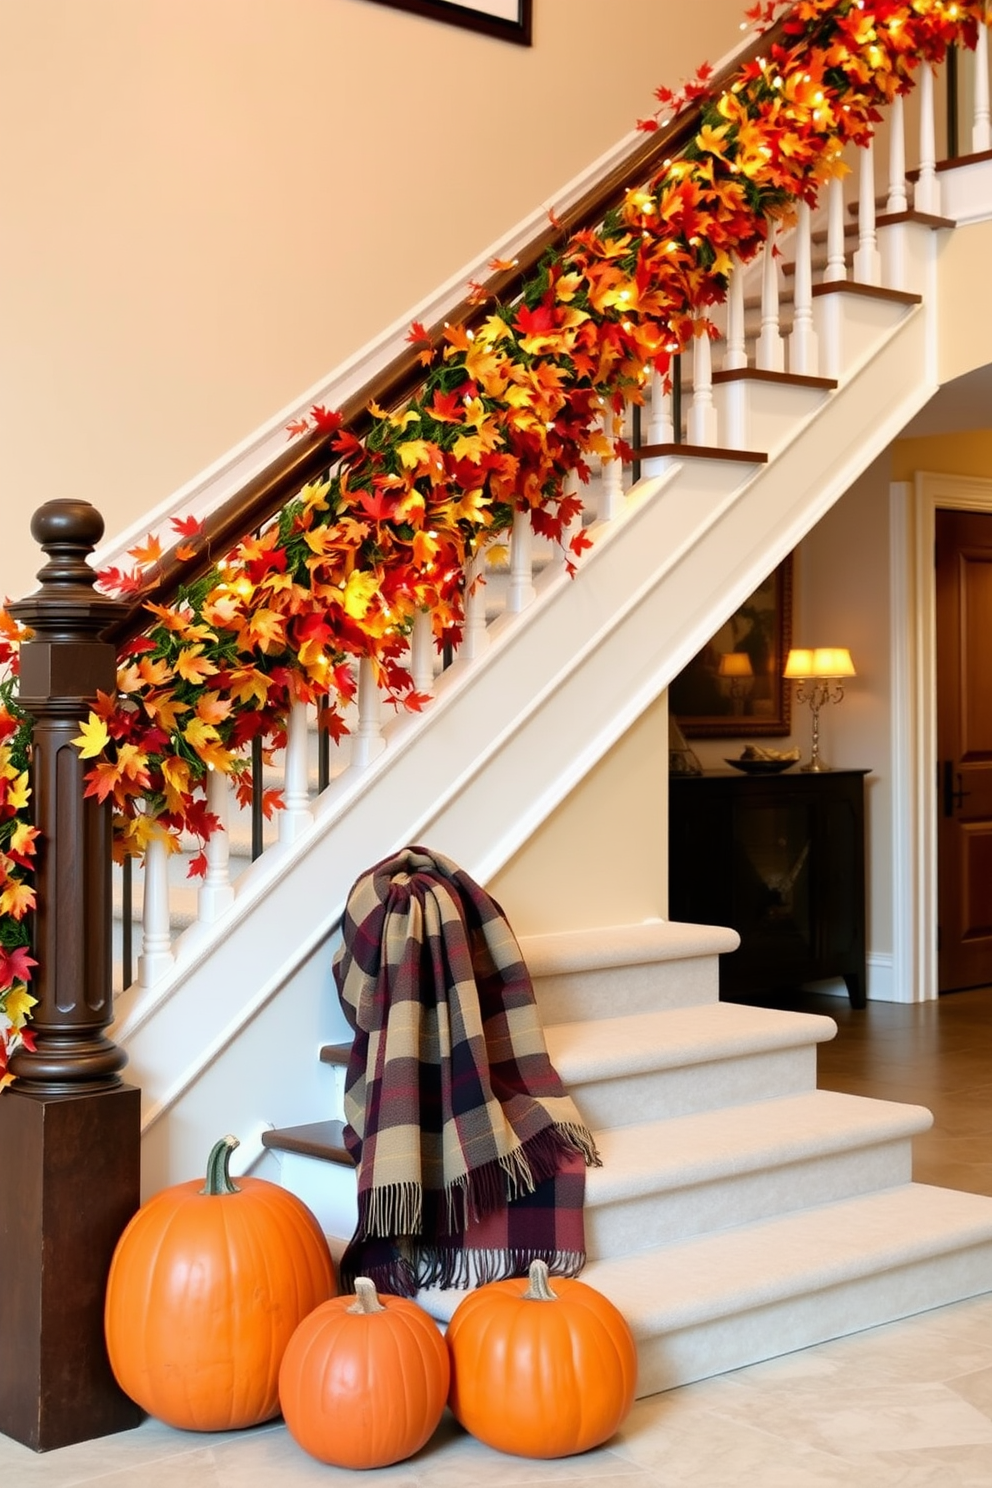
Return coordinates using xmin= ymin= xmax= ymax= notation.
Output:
xmin=279 ymin=1277 xmax=450 ymax=1469
xmin=104 ymin=1134 xmax=336 ymax=1431
xmin=446 ymin=1259 xmax=638 ymax=1458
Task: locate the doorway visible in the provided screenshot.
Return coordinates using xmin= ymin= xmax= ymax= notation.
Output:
xmin=894 ymin=473 xmax=992 ymax=1003
xmin=935 ymin=507 xmax=992 ymax=992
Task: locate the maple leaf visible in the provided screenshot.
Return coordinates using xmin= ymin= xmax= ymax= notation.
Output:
xmin=0 ymin=945 xmax=36 ymax=988
xmin=637 ymin=118 xmax=660 ymax=133
xmin=402 ymin=691 xmax=433 ymax=713
xmin=195 ymin=691 xmax=233 ymax=725
xmin=310 ymin=405 xmax=343 ymax=434
xmin=357 ymin=488 xmax=399 ymax=523
xmin=0 ymin=879 xmax=35 ymax=920
xmin=488 ymin=255 xmax=518 ymax=273
xmin=286 ymin=417 xmax=310 ymax=439
xmin=175 ymin=646 xmax=220 ymax=684
xmin=406 ymin=321 xmax=434 ymax=367
xmin=342 ymin=570 xmax=381 ymax=621
xmin=171 ymin=515 xmax=204 ymax=539
xmin=2 ymin=985 xmax=36 ymax=1028
xmin=186 ymin=851 xmax=208 ymax=879
xmin=72 ymin=714 xmax=110 ymax=759
xmin=128 ymin=533 xmax=163 ymax=567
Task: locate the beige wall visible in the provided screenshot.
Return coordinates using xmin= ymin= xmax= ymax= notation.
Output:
xmin=488 ymin=694 xmax=669 ymax=936
xmin=0 ymin=0 xmax=746 ymax=603
xmin=892 ymin=429 xmax=992 ymax=482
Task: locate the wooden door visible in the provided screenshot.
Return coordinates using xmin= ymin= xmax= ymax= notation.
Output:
xmin=935 ymin=507 xmax=992 ymax=992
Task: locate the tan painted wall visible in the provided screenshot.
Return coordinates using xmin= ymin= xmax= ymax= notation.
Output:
xmin=488 ymin=693 xmax=669 ymax=935
xmin=0 ymin=0 xmax=746 ymax=603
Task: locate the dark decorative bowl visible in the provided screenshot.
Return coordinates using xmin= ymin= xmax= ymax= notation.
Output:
xmin=725 ymin=757 xmax=798 ymax=775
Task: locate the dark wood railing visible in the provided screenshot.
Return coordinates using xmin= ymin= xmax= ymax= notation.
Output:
xmin=105 ymin=19 xmax=789 ymax=652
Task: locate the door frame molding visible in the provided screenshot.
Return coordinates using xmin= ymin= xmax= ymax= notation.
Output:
xmin=891 ymin=471 xmax=992 ymax=1002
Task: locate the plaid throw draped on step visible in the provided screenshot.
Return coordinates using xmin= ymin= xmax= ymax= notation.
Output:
xmin=333 ymin=846 xmax=600 ymax=1295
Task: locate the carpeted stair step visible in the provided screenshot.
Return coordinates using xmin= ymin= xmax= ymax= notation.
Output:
xmin=418 ymin=1182 xmax=992 ymax=1395
xmin=543 ymin=1001 xmax=837 ymax=1129
xmin=583 ymin=1088 xmax=932 ymax=1258
xmin=522 ymin=920 xmax=737 ymax=1023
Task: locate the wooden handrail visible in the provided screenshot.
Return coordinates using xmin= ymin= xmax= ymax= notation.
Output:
xmin=105 ymin=15 xmax=790 ymax=650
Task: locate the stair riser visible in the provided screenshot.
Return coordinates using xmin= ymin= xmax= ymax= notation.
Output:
xmin=586 ymin=1138 xmax=914 ymax=1260
xmin=532 ymin=958 xmax=718 ymax=1025
xmin=274 ymin=1150 xmax=358 ymax=1241
xmin=567 ymin=1046 xmax=819 ymax=1130
xmin=632 ymin=1238 xmax=992 ymax=1397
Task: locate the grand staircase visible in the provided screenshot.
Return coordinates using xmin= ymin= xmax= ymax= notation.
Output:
xmin=90 ymin=10 xmax=992 ymax=1396
xmin=260 ymin=921 xmax=992 ymax=1394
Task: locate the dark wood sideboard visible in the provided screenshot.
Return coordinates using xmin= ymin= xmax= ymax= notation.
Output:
xmin=668 ymin=768 xmax=869 ymax=1008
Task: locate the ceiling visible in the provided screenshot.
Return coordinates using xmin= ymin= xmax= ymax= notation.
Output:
xmin=900 ymin=363 xmax=992 ymax=438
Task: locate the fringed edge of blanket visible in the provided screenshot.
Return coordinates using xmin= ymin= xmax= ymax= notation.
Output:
xmin=410 ymin=1245 xmax=587 ymax=1291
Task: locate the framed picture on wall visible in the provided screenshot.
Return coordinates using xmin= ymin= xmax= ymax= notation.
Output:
xmin=364 ymin=0 xmax=532 ymax=45
xmin=670 ymin=556 xmax=793 ymax=738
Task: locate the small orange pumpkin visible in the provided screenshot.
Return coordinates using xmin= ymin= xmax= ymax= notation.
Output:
xmin=279 ymin=1278 xmax=450 ymax=1469
xmin=446 ymin=1259 xmax=638 ymax=1458
xmin=104 ymin=1134 xmax=336 ymax=1431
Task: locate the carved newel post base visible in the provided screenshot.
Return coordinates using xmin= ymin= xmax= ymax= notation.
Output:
xmin=0 ymin=501 xmax=144 ymax=1450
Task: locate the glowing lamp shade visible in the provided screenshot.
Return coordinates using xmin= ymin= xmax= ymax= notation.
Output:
xmin=784 ymin=647 xmax=856 ymax=681
xmin=718 ymin=652 xmax=754 ymax=679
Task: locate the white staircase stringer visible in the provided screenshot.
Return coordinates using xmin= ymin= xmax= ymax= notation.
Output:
xmin=122 ymin=296 xmax=937 ymax=1195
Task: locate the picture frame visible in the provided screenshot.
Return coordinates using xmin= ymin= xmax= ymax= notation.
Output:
xmin=670 ymin=556 xmax=794 ymax=738
xmin=363 ymin=0 xmax=532 ymax=45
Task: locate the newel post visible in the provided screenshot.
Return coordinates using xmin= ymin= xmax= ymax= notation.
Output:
xmin=0 ymin=500 xmax=143 ymax=1451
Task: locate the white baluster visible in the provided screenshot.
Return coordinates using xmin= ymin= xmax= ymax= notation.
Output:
xmin=756 ymin=222 xmax=785 ymax=372
xmin=138 ymin=829 xmax=175 ymax=987
xmin=914 ymin=64 xmax=941 ymax=214
xmin=887 ymin=94 xmax=908 ymax=213
xmin=687 ymin=324 xmax=717 ymax=446
xmin=197 ymin=768 xmax=235 ymax=922
xmin=460 ymin=545 xmax=490 ymax=661
xmin=507 ymin=506 xmax=536 ymax=612
xmin=597 ymin=405 xmax=625 ymax=520
xmin=788 ymin=201 xmax=818 ymax=375
xmin=410 ymin=608 xmax=435 ymax=695
xmin=351 ymin=657 xmax=385 ymax=768
xmin=974 ymin=26 xmax=991 ymax=154
xmin=647 ymin=369 xmax=675 ymax=444
xmin=723 ymin=259 xmax=748 ymax=370
xmin=823 ymin=175 xmax=848 ymax=283
xmin=279 ymin=698 xmax=313 ymax=842
xmin=853 ymin=137 xmax=881 ymax=284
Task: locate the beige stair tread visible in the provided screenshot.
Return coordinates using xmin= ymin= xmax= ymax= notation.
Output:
xmin=520 ymin=919 xmax=739 ymax=976
xmin=544 ymin=1001 xmax=837 ymax=1084
xmin=585 ymin=1089 xmax=932 ymax=1204
xmin=419 ymin=1183 xmax=992 ymax=1326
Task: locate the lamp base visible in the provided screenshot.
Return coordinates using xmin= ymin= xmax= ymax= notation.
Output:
xmin=801 ymin=760 xmax=832 ymax=772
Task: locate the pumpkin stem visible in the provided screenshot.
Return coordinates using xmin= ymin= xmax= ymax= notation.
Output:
xmin=522 ymin=1259 xmax=559 ymax=1302
xmin=347 ymin=1278 xmax=388 ymax=1315
xmin=200 ymin=1135 xmax=241 ymax=1196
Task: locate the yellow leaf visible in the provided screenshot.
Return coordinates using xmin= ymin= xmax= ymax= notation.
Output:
xmin=342 ymin=569 xmax=381 ymax=620
xmin=4 ymin=985 xmax=36 ymax=1029
xmin=6 ymin=770 xmax=30 ymax=813
xmin=397 ymin=439 xmax=437 ymax=472
xmin=72 ymin=714 xmax=110 ymax=759
xmin=183 ymin=717 xmax=221 ymax=752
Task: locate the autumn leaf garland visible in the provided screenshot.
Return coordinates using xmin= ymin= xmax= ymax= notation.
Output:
xmin=1 ymin=0 xmax=988 ymax=1078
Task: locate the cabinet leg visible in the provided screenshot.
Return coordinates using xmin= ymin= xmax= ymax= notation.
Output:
xmin=844 ymin=972 xmax=867 ymax=1009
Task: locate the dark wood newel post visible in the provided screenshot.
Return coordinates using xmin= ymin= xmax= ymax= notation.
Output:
xmin=0 ymin=500 xmax=144 ymax=1452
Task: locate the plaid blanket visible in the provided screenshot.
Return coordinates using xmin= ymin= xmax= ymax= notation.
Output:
xmin=333 ymin=845 xmax=600 ymax=1295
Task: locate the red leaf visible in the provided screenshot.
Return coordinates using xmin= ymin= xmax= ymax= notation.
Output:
xmin=310 ymin=405 xmax=343 ymax=435
xmin=637 ymin=118 xmax=660 ymax=133
xmin=286 ymin=417 xmax=311 ymax=439
xmin=171 ymin=515 xmax=204 ymax=538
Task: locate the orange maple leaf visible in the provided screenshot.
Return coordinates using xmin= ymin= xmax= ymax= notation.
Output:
xmin=128 ymin=534 xmax=163 ymax=567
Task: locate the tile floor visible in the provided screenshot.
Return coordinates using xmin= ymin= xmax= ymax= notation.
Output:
xmin=3 ymin=987 xmax=991 ymax=1486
